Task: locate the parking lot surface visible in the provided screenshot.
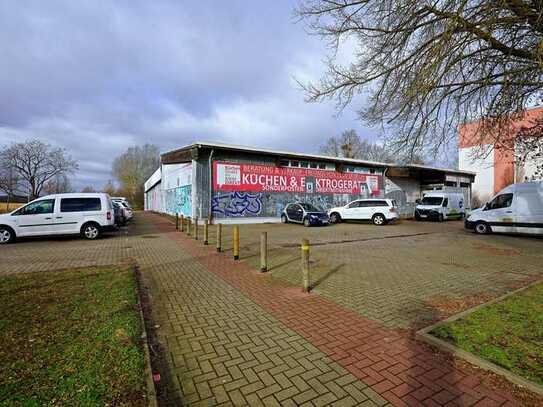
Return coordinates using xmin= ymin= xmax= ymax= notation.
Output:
xmin=2 ymin=213 xmax=541 ymax=406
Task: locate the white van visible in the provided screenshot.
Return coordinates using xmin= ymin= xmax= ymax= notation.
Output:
xmin=465 ymin=181 xmax=543 ymax=235
xmin=0 ymin=193 xmax=116 ymax=244
xmin=415 ymin=191 xmax=465 ymax=221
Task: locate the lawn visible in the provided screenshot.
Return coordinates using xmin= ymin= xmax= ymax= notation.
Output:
xmin=0 ymin=265 xmax=146 ymax=406
xmin=431 ymin=282 xmax=543 ymax=386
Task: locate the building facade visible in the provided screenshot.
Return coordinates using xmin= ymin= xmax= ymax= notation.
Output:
xmin=459 ymin=106 xmax=543 ymax=203
xmin=145 ymin=142 xmax=474 ymax=223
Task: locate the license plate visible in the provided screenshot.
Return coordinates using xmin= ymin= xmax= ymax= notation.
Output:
xmin=420 ymin=214 xmax=427 ymax=218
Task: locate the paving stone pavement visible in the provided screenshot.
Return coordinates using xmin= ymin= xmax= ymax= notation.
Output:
xmin=146 ymin=213 xmax=542 ymax=406
xmin=130 ymin=215 xmax=390 ymax=406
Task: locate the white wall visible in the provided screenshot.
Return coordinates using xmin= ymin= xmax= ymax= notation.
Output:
xmin=459 ymin=145 xmax=494 ymax=202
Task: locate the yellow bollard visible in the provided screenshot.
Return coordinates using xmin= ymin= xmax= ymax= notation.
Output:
xmin=194 ymin=217 xmax=199 ymax=240
xmin=216 ymin=223 xmax=222 ymax=252
xmin=233 ymin=226 xmax=240 ymax=260
xmin=260 ymin=232 xmax=267 ymax=272
xmin=301 ymin=238 xmax=310 ymax=292
xmin=204 ymin=220 xmax=209 ymax=245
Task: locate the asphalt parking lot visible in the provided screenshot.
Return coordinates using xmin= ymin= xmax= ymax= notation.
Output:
xmin=194 ymin=218 xmax=543 ymax=329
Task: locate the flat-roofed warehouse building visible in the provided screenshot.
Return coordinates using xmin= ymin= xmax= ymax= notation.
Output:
xmin=144 ymin=142 xmax=475 ymax=223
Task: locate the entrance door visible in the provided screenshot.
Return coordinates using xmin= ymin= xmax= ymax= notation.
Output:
xmin=484 ymin=193 xmax=515 ymax=233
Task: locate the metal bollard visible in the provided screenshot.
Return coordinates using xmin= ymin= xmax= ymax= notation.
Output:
xmin=204 ymin=220 xmax=209 ymax=245
xmin=216 ymin=223 xmax=222 ymax=252
xmin=301 ymin=238 xmax=310 ymax=292
xmin=180 ymin=214 xmax=184 ymax=232
xmin=187 ymin=217 xmax=191 ymax=236
xmin=260 ymin=232 xmax=267 ymax=272
xmin=194 ymin=217 xmax=199 ymax=240
xmin=233 ymin=226 xmax=240 ymax=260
xmin=175 ymin=213 xmax=179 ymax=230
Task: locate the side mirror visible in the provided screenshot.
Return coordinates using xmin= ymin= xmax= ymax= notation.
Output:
xmin=483 ymin=202 xmax=489 ymax=210
xmin=415 ymin=199 xmax=421 ymax=204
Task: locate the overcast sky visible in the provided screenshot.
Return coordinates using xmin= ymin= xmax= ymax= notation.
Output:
xmin=0 ymin=1 xmax=380 ymax=190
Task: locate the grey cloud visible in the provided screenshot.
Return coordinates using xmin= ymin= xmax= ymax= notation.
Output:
xmin=0 ymin=0 xmax=377 ymax=190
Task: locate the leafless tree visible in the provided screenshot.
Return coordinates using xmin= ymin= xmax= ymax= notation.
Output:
xmin=112 ymin=144 xmax=160 ymax=206
xmin=320 ymin=129 xmax=424 ymax=163
xmin=295 ymin=0 xmax=543 ymax=159
xmin=0 ymin=164 xmax=22 ymax=210
xmin=43 ymin=173 xmax=74 ymax=195
xmin=0 ymin=139 xmax=78 ymax=199
xmin=81 ymin=186 xmax=97 ymax=193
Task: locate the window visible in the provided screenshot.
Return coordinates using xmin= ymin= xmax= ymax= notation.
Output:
xmin=445 ymin=181 xmax=457 ymax=187
xmin=421 ymin=196 xmax=443 ymax=206
xmin=279 ymin=160 xmax=289 ymax=167
xmin=299 ymin=203 xmax=320 ymax=211
xmin=487 ymin=193 xmax=513 ymax=210
xmin=364 ymin=200 xmax=388 ymax=207
xmin=61 ymin=198 xmax=102 ymax=212
xmin=15 ymin=199 xmax=55 ymax=215
xmin=348 ymin=201 xmax=361 ymax=208
xmin=300 ymin=161 xmax=309 ymax=168
xmin=370 ymin=169 xmax=376 ymax=174
xmin=309 ymin=162 xmax=318 ymax=169
xmin=318 ymin=163 xmax=326 ymax=169
xmin=460 ymin=182 xmax=471 ymax=188
xmin=290 ymin=161 xmax=299 ymax=167
xmin=442 ymin=198 xmax=448 ymax=207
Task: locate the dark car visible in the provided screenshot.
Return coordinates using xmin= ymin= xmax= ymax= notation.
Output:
xmin=112 ymin=201 xmax=127 ymax=226
xmin=281 ymin=202 xmax=330 ymax=226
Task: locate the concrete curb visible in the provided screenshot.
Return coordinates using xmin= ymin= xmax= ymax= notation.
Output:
xmin=416 ymin=280 xmax=543 ymax=397
xmin=133 ymin=264 xmax=159 ymax=407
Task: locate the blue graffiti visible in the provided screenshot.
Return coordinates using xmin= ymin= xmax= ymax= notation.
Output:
xmin=212 ymin=192 xmax=262 ymax=217
xmin=165 ymin=185 xmax=192 ymax=216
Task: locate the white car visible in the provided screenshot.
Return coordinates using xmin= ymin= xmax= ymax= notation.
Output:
xmin=112 ymin=197 xmax=132 ymax=209
xmin=117 ymin=201 xmax=133 ymax=220
xmin=0 ymin=193 xmax=116 ymax=244
xmin=465 ymin=181 xmax=543 ymax=235
xmin=328 ymin=198 xmax=399 ymax=225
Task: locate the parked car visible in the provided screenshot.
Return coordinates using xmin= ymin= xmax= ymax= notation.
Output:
xmin=112 ymin=197 xmax=132 ymax=209
xmin=281 ymin=202 xmax=330 ymax=226
xmin=0 ymin=193 xmax=116 ymax=244
xmin=415 ymin=192 xmax=465 ymax=221
xmin=118 ymin=201 xmax=134 ymax=221
xmin=328 ymin=199 xmax=398 ymax=225
xmin=465 ymin=181 xmax=543 ymax=235
xmin=112 ymin=201 xmax=127 ymax=226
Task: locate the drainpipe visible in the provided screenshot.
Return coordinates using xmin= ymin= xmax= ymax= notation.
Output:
xmin=208 ymin=149 xmax=215 ymax=223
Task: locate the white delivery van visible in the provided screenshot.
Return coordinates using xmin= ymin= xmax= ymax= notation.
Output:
xmin=0 ymin=193 xmax=116 ymax=244
xmin=415 ymin=191 xmax=465 ymax=221
xmin=465 ymin=181 xmax=543 ymax=235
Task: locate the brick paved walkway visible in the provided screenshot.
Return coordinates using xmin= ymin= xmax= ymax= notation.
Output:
xmin=141 ymin=213 xmax=541 ymax=406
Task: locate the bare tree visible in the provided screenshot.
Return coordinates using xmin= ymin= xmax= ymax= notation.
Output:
xmin=81 ymin=186 xmax=97 ymax=193
xmin=0 ymin=139 xmax=78 ymax=199
xmin=102 ymin=180 xmax=117 ymax=196
xmin=0 ymin=165 xmax=21 ymax=211
xmin=295 ymin=0 xmax=543 ymax=159
xmin=112 ymin=144 xmax=160 ymax=206
xmin=320 ymin=129 xmax=421 ymax=163
xmin=43 ymin=174 xmax=74 ymax=195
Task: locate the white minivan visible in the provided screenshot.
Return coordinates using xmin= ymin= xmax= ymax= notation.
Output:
xmin=415 ymin=192 xmax=465 ymax=222
xmin=0 ymin=193 xmax=116 ymax=244
xmin=465 ymin=181 xmax=543 ymax=235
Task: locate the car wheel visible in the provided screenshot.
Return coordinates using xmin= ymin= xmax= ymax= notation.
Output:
xmin=474 ymin=221 xmax=491 ymax=234
xmin=438 ymin=214 xmax=444 ymax=222
xmin=330 ymin=212 xmax=341 ymax=223
xmin=415 ymin=212 xmax=421 ymax=221
xmin=0 ymin=226 xmax=15 ymax=244
xmin=281 ymin=214 xmax=288 ymax=224
xmin=303 ymin=218 xmax=311 ymax=227
xmin=81 ymin=222 xmax=102 ymax=240
xmin=372 ymin=214 xmax=386 ymax=226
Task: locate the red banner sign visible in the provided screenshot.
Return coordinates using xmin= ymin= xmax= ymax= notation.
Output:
xmin=213 ymin=161 xmax=380 ymax=195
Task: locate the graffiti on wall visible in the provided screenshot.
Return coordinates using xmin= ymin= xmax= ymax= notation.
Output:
xmin=165 ymin=185 xmax=192 ymax=216
xmin=212 ymin=191 xmax=262 ymax=217
xmin=212 ymin=161 xmax=384 ymax=218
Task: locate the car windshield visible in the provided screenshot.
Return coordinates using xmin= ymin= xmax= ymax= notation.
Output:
xmin=299 ymin=203 xmax=320 ymax=212
xmin=421 ymin=196 xmax=443 ymax=206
